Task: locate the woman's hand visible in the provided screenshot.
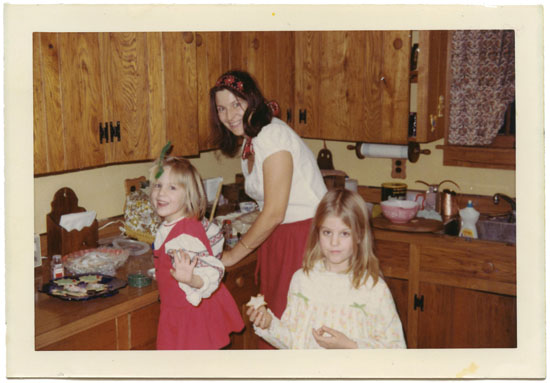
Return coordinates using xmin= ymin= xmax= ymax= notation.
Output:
xmin=169 ymin=250 xmax=203 ymax=288
xmin=312 ymin=325 xmax=358 ymax=349
xmin=246 ymin=305 xmax=272 ymax=330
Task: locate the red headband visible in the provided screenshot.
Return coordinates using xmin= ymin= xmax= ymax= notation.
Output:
xmin=215 ymin=74 xmax=244 ymax=93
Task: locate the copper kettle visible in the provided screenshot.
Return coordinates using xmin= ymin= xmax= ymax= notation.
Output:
xmin=416 ymin=179 xmax=460 ymax=215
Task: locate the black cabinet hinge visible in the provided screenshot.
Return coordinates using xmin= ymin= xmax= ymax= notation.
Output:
xmin=110 ymin=121 xmax=121 ymax=142
xmin=299 ymin=109 xmax=307 ymax=124
xmin=413 ymin=294 xmax=424 ymax=311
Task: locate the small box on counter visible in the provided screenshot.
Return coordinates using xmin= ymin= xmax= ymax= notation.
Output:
xmin=46 ymin=187 xmax=98 ymax=256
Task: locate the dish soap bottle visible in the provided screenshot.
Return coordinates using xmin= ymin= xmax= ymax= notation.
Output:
xmin=459 ymin=200 xmax=480 ymax=239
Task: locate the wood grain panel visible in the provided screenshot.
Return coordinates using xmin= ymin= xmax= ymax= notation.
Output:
xmin=319 ymin=31 xmax=350 ymax=139
xmin=379 ymin=31 xmax=410 ymax=144
xmin=272 ymin=31 xmax=295 ymax=125
xmin=374 ymin=239 xmax=410 ymax=279
xmin=33 ymin=33 xmax=49 ymax=174
xmin=363 ymin=31 xmax=384 ymax=141
xmin=40 ymin=319 xmax=117 ymax=351
xmin=196 ymin=32 xmax=225 ymax=151
xmin=146 ymin=32 xmax=166 ymax=158
xmin=415 ymin=31 xmax=448 ymax=143
xmin=36 ymin=32 xmax=66 ymax=173
xmin=417 ymin=282 xmax=516 ymax=348
xmin=162 ymin=32 xmax=199 ymax=157
xmin=99 ymin=32 xmax=151 ymax=163
xmin=294 ymin=31 xmax=320 ymax=137
xmin=245 ymin=32 xmax=264 ymax=87
xmin=419 ymin=243 xmax=516 ymax=288
xmin=116 ymin=313 xmax=130 ymax=350
xmin=130 ymin=302 xmax=160 ymax=350
xmin=384 ymin=277 xmax=409 ymax=346
xmin=58 ymin=33 xmax=105 ymax=170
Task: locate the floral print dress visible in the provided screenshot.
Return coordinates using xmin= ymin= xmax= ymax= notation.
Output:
xmin=253 ymin=262 xmax=406 ymax=349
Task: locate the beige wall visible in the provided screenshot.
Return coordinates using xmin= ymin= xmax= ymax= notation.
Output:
xmin=33 ymin=139 xmax=515 ymax=234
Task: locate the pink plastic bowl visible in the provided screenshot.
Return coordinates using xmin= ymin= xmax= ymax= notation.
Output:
xmin=380 ymin=199 xmax=419 ymax=224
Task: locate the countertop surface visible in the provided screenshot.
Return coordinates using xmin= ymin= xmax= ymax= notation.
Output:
xmin=34 ymin=248 xmax=158 ymax=348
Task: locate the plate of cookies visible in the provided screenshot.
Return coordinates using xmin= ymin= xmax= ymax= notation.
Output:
xmin=40 ymin=273 xmax=127 ymax=301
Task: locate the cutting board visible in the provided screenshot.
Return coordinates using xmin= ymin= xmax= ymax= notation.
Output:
xmin=372 ymin=216 xmax=444 ymax=233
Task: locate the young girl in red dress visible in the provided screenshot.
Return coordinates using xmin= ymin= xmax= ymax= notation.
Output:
xmin=150 ymin=155 xmax=244 ymax=350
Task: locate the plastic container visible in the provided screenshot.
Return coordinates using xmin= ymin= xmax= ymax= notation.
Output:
xmin=459 ymin=200 xmax=480 ymax=239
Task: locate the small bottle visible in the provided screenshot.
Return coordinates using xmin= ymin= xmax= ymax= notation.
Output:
xmin=459 ymin=200 xmax=480 ymax=239
xmin=51 ymin=254 xmax=64 ymax=279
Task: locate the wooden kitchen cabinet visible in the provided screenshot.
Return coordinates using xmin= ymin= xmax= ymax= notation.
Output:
xmin=33 ymin=32 xmax=206 ymax=175
xmin=223 ymin=251 xmax=261 ymax=349
xmin=294 ymin=31 xmax=411 ymax=144
xmin=374 ymin=229 xmax=516 ymax=348
xmin=413 ymin=30 xmax=450 ymax=143
xmin=223 ymin=31 xmax=296 ymax=126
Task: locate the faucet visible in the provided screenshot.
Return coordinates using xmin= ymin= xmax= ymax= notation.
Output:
xmin=492 ymin=193 xmax=516 ymax=222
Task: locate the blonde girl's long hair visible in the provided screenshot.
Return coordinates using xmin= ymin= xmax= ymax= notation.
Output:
xmin=149 ymin=157 xmax=207 ymax=220
xmin=303 ymin=188 xmax=381 ymax=288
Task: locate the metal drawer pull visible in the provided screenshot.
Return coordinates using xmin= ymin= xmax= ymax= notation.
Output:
xmin=482 ymin=262 xmax=495 ymax=273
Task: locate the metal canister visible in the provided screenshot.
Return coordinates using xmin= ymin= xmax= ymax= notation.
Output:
xmin=381 ymin=182 xmax=407 ymax=201
xmin=441 ymin=189 xmax=458 ymax=218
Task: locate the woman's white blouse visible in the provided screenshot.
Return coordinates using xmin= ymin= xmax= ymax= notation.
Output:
xmin=253 ymin=263 xmax=407 ymax=349
xmin=241 ymin=118 xmax=327 ymax=223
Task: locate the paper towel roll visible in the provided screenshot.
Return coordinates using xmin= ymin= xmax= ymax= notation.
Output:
xmin=358 ymin=143 xmax=408 ymax=159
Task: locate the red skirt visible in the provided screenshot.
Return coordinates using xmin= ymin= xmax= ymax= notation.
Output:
xmin=255 ymin=218 xmax=312 ymax=348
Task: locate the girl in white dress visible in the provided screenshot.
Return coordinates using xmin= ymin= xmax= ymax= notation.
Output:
xmin=246 ymin=188 xmax=406 ymax=349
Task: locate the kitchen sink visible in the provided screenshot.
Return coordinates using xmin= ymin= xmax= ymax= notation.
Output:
xmin=442 ymin=214 xmax=516 ymax=244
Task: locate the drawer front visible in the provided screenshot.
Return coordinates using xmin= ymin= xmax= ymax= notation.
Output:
xmin=374 ymin=239 xmax=410 ymax=279
xmin=419 ymin=243 xmax=516 ymax=293
xmin=39 ymin=319 xmax=117 ymax=350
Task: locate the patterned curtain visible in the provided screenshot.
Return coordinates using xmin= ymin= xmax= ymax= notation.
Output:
xmin=448 ymin=30 xmax=515 ymax=146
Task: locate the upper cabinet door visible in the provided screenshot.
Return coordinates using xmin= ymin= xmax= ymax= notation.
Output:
xmin=161 ymin=32 xmax=199 ymax=157
xmin=414 ymin=30 xmax=449 ymax=143
xmin=195 ymin=32 xmax=229 ymax=151
xmin=98 ymin=32 xmax=151 ymax=164
xmin=294 ymin=31 xmax=411 ymax=144
xmin=224 ymin=32 xmax=296 ymax=126
xmin=34 ymin=32 xmax=107 ymax=174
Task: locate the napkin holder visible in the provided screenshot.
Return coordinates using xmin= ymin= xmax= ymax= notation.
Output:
xmin=46 ymin=187 xmax=98 ymax=256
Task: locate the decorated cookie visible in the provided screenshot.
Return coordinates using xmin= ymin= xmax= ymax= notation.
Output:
xmin=246 ymin=294 xmax=267 ymax=310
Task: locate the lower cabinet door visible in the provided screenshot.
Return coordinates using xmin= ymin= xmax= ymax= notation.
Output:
xmin=384 ymin=277 xmax=409 ymax=346
xmin=40 ymin=319 xmax=118 ymax=351
xmin=416 ymin=282 xmax=517 ymax=348
xmin=130 ymin=301 xmax=160 ymax=350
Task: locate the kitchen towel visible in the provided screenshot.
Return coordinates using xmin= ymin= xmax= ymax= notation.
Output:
xmin=59 ymin=211 xmax=97 ymax=231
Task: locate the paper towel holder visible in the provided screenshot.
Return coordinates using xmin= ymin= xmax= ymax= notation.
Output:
xmin=346 ymin=142 xmax=431 ymax=163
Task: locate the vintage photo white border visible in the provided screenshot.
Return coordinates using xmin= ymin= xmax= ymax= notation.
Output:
xmin=4 ymin=2 xmax=546 ymax=380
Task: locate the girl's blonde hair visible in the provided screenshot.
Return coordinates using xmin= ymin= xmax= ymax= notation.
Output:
xmin=303 ymin=188 xmax=381 ymax=288
xmin=149 ymin=156 xmax=207 ymax=220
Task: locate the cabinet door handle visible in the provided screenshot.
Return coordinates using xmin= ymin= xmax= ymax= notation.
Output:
xmin=413 ymin=294 xmax=424 ymax=311
xmin=286 ymin=108 xmax=292 ymax=123
xmin=299 ymin=109 xmax=307 ymax=124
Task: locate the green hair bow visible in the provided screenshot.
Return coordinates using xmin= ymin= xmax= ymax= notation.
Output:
xmin=155 ymin=141 xmax=172 ymax=179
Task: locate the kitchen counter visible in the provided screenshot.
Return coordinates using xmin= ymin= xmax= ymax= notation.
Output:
xmin=34 ymin=250 xmax=159 ymax=350
xmin=34 ymin=218 xmax=259 ymax=350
